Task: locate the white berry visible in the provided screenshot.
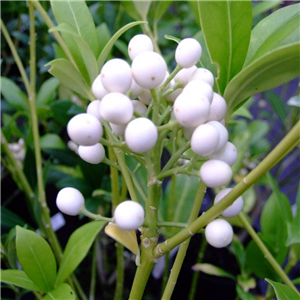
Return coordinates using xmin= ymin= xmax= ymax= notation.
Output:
xmin=67 ymin=113 xmax=103 ymax=146
xmin=56 ymin=187 xmax=85 ymax=216
xmin=175 ymin=38 xmax=202 ymax=68
xmin=189 ymin=68 xmax=214 ymax=87
xmin=128 ymin=34 xmax=154 ymax=61
xmin=78 ymin=143 xmax=105 ymax=164
xmin=174 ymin=65 xmax=197 ymax=86
xmin=101 ymin=58 xmax=132 ymax=93
xmin=183 ymin=80 xmax=214 ymax=103
xmin=132 ymin=51 xmax=167 ymax=89
xmin=205 ymin=219 xmax=233 ymax=248
xmin=206 ymin=93 xmax=227 ymax=122
xmin=209 ymin=142 xmax=238 ymax=166
xmin=138 ymin=88 xmax=152 ymax=105
xmin=174 ymin=92 xmax=210 ymax=127
xmin=92 ymin=74 xmax=108 ymax=100
xmin=191 ymin=124 xmax=220 ymax=156
xmin=114 ymin=200 xmax=145 ymax=231
xmin=214 ymin=188 xmax=244 ymax=218
xmin=207 ymin=121 xmax=228 ymax=152
xmin=132 ymin=100 xmax=147 ymax=115
xmin=200 ymin=160 xmax=232 ymax=187
xmin=128 ymin=78 xmax=143 ymax=99
xmin=110 ymin=123 xmax=126 ymax=137
xmin=100 ymin=93 xmax=133 ymax=125
xmin=87 ymin=100 xmax=102 ymax=121
xmin=125 ymin=118 xmax=158 ymax=153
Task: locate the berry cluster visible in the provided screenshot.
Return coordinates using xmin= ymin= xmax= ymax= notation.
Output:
xmin=56 ymin=34 xmax=242 ymax=247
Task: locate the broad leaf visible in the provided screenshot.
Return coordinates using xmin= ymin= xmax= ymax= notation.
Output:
xmin=41 ymin=284 xmax=76 ymax=300
xmin=16 ymin=226 xmax=57 ymax=292
xmin=159 ymin=174 xmax=200 ymax=238
xmin=252 ymin=1 xmax=282 ymax=18
xmin=225 ymin=43 xmax=300 ymax=116
xmin=50 ymin=23 xmax=98 ymax=84
xmin=55 ymin=221 xmax=105 ymax=286
xmin=246 ymin=3 xmax=300 ymax=65
xmin=265 ymin=279 xmax=300 ymax=300
xmin=51 ymin=0 xmax=99 ymax=58
xmin=1 ymin=207 xmax=26 ymax=230
xmin=1 ymin=269 xmax=41 ymax=291
xmin=47 ymin=58 xmax=91 ymax=98
xmin=198 ymin=1 xmax=252 ymax=95
xmin=36 ymin=78 xmax=59 ymax=106
xmin=192 ymin=263 xmax=235 ymax=280
xmin=1 ymin=77 xmax=29 ymax=113
xmin=97 ymin=21 xmax=147 ymax=70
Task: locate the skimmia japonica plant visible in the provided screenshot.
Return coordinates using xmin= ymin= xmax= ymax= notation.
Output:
xmin=1 ymin=1 xmax=300 ymax=300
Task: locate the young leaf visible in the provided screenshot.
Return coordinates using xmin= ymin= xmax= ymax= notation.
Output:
xmin=97 ymin=21 xmax=147 ymax=70
xmin=192 ymin=263 xmax=235 ymax=280
xmin=105 ymin=222 xmax=140 ymax=255
xmin=224 ymin=43 xmax=300 ymax=116
xmin=245 ymin=3 xmax=300 ymax=65
xmin=1 ymin=77 xmax=29 ymax=113
xmin=50 ymin=23 xmax=98 ymax=84
xmin=36 ymin=78 xmax=60 ymax=106
xmin=198 ymin=1 xmax=252 ymax=95
xmin=51 ymin=0 xmax=99 ymax=57
xmin=41 ymin=284 xmax=76 ymax=300
xmin=0 ymin=269 xmax=41 ymax=291
xmin=46 ymin=58 xmax=91 ymax=98
xmin=16 ymin=226 xmax=57 ymax=292
xmin=55 ymin=221 xmax=105 ymax=286
xmin=265 ymin=279 xmax=300 ymax=300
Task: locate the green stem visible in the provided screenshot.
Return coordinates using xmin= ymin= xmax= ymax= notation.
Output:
xmin=161 ymin=181 xmax=206 ymax=299
xmin=1 ymin=19 xmax=30 ymax=94
xmin=89 ymin=241 xmax=97 ymax=300
xmin=154 ymin=120 xmax=300 ymax=258
xmin=238 ymin=212 xmax=299 ymax=294
xmin=81 ymin=207 xmax=112 ymax=222
xmin=114 ymin=243 xmax=124 ymax=300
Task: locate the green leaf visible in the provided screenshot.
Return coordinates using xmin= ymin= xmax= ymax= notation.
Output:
xmin=246 ymin=4 xmax=300 ymax=65
xmin=286 ymin=221 xmax=300 ymax=246
xmin=47 ymin=58 xmax=91 ymax=98
xmin=1 ymin=207 xmax=26 ymax=230
xmin=192 ymin=263 xmax=235 ymax=280
xmin=16 ymin=226 xmax=57 ymax=292
xmin=97 ymin=21 xmax=147 ymax=70
xmin=36 ymin=78 xmax=60 ymax=106
xmin=41 ymin=284 xmax=76 ymax=300
xmin=55 ymin=221 xmax=105 ymax=286
xmin=153 ymin=1 xmax=172 ymax=24
xmin=265 ymin=279 xmax=300 ymax=300
xmin=198 ymin=0 xmax=252 ymax=95
xmin=96 ymin=23 xmax=111 ymax=54
xmin=0 ymin=269 xmax=41 ymax=291
xmin=40 ymin=134 xmax=67 ymax=150
xmin=159 ymin=174 xmax=200 ymax=238
xmin=261 ymin=174 xmax=293 ymax=251
xmin=266 ymin=91 xmax=287 ymax=123
xmin=1 ymin=77 xmax=29 ymax=113
xmin=252 ymin=1 xmax=282 ymax=18
xmin=236 ymin=284 xmax=258 ymax=300
xmin=133 ymin=1 xmax=151 ymax=20
xmin=225 ymin=43 xmax=300 ymax=115
xmin=121 ymin=1 xmax=142 ymax=21
xmin=51 ymin=0 xmax=99 ymax=58
xmin=50 ymin=23 xmax=98 ymax=84
xmin=4 ymin=228 xmax=18 ymax=269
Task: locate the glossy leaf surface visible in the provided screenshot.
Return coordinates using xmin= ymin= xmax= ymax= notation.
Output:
xmin=265 ymin=279 xmax=300 ymax=300
xmin=1 ymin=269 xmax=41 ymax=291
xmin=198 ymin=1 xmax=252 ymax=95
xmin=55 ymin=221 xmax=105 ymax=286
xmin=16 ymin=226 xmax=57 ymax=292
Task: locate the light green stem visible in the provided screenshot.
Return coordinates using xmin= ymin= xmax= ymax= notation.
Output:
xmin=238 ymin=213 xmax=299 ymax=294
xmin=154 ymin=121 xmax=300 ymax=258
xmin=162 ymin=181 xmax=206 ymax=299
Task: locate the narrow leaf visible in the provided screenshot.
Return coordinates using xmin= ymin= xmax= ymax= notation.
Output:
xmin=192 ymin=263 xmax=235 ymax=280
xmin=97 ymin=21 xmax=147 ymax=70
xmin=153 ymin=1 xmax=172 ymax=24
xmin=133 ymin=1 xmax=151 ymax=20
xmin=55 ymin=221 xmax=105 ymax=286
xmin=105 ymin=223 xmax=140 ymax=255
xmin=36 ymin=78 xmax=59 ymax=106
xmin=1 ymin=269 xmax=41 ymax=291
xmin=121 ymin=1 xmax=142 ymax=21
xmin=1 ymin=77 xmax=29 ymax=112
xmin=16 ymin=226 xmax=57 ymax=292
xmin=46 ymin=58 xmax=91 ymax=98
xmin=265 ymin=279 xmax=300 ymax=300
xmin=41 ymin=284 xmax=76 ymax=300
xmin=252 ymin=1 xmax=282 ymax=18
xmin=51 ymin=0 xmax=99 ymax=57
xmin=225 ymin=43 xmax=300 ymax=115
xmin=198 ymin=1 xmax=252 ymax=94
xmin=246 ymin=3 xmax=300 ymax=65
